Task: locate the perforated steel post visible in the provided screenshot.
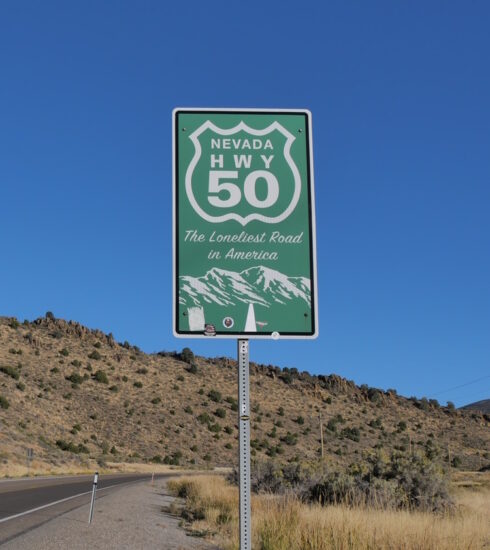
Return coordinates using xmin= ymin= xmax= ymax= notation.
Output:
xmin=238 ymin=339 xmax=251 ymax=550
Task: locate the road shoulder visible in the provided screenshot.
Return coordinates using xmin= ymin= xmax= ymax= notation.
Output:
xmin=1 ymin=478 xmax=219 ymax=550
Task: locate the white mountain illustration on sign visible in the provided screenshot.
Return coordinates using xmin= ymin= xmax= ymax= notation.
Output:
xmin=179 ymin=266 xmax=311 ymax=309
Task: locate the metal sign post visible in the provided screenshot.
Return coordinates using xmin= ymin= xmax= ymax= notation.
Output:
xmin=238 ymin=339 xmax=251 ymax=549
xmin=88 ymin=471 xmax=99 ymax=524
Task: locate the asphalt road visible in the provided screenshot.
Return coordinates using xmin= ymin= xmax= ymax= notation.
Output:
xmin=0 ymin=472 xmax=168 ymax=545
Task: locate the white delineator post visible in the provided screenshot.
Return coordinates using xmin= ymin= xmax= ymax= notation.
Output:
xmin=238 ymin=339 xmax=251 ymax=550
xmin=88 ymin=471 xmax=99 ymax=524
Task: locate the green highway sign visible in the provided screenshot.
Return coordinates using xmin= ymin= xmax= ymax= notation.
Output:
xmin=173 ymin=108 xmax=318 ymax=339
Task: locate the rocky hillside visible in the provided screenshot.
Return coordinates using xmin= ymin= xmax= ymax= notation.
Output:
xmin=0 ymin=315 xmax=488 ymax=476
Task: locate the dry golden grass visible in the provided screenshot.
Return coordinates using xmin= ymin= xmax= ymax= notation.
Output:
xmin=168 ymin=475 xmax=490 ymax=550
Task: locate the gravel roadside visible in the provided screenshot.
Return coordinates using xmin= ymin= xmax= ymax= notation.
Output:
xmin=1 ymin=478 xmax=219 ymax=550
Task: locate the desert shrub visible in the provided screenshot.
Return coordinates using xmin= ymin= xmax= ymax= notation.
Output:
xmin=93 ymin=370 xmax=108 ymax=384
xmin=281 ymin=432 xmax=298 ymax=446
xmin=88 ymin=350 xmax=102 ymax=360
xmin=225 ymin=396 xmax=238 ymax=411
xmin=367 ymin=388 xmax=382 ymax=403
xmin=16 ymin=381 xmax=25 ymax=391
xmin=224 ymin=426 xmax=233 ymax=434
xmin=59 ymin=348 xmax=69 ymax=357
xmin=225 ymin=443 xmax=232 ymax=449
xmin=197 ymin=412 xmax=212 ymax=425
xmin=110 ymin=446 xmax=117 ymax=455
xmin=164 ymin=450 xmax=182 ymax=465
xmin=308 ymin=451 xmax=452 ymax=512
xmin=369 ymin=417 xmax=383 ymax=429
xmin=45 ymin=311 xmax=55 ymax=320
xmin=0 ymin=365 xmax=20 ymax=380
xmin=177 ymin=375 xmax=184 ymax=382
xmin=208 ymin=422 xmax=222 ymax=433
xmin=8 ymin=318 xmax=20 ymax=329
xmin=446 ymin=401 xmax=456 ymax=411
xmin=151 ymin=397 xmax=161 ymax=404
xmin=136 ymin=367 xmax=148 ymax=375
xmin=180 ymin=347 xmax=194 ymax=364
xmin=56 ymin=440 xmax=89 ymax=454
xmin=294 ymin=415 xmax=305 ymax=425
xmin=93 ymin=342 xmax=102 ymax=349
xmin=214 ymin=408 xmax=226 ymax=419
xmin=397 ymin=421 xmax=407 ymax=432
xmin=50 ymin=366 xmax=60 ymax=374
xmin=109 ymin=385 xmax=119 ymax=392
xmin=187 ymin=363 xmax=198 ymax=374
xmin=341 ymin=427 xmax=361 ymax=442
xmin=451 ymin=456 xmax=462 ymax=468
xmin=66 ymin=372 xmax=83 ymax=385
xmin=208 ymin=389 xmax=222 ymax=403
xmin=71 ymin=359 xmax=81 ymax=367
xmin=0 ymin=395 xmax=10 ymax=409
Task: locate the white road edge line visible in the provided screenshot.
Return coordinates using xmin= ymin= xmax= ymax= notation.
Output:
xmin=0 ymin=479 xmax=145 ymax=524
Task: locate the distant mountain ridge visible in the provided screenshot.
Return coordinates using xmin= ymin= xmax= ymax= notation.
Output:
xmin=179 ymin=266 xmax=311 ymax=309
xmin=462 ymin=399 xmax=490 ymax=414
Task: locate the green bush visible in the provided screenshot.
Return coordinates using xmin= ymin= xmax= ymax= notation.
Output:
xmin=187 ymin=363 xmax=198 ymax=374
xmin=0 ymin=365 xmax=20 ymax=380
xmin=0 ymin=395 xmax=10 ymax=409
xmin=56 ymin=439 xmax=89 ymax=454
xmin=88 ymin=350 xmax=102 ymax=360
xmin=180 ymin=347 xmax=195 ymax=364
xmin=93 ymin=370 xmax=109 ymax=384
xmin=134 ymin=381 xmax=143 ymax=388
xmin=308 ymin=451 xmax=453 ymax=512
xmin=214 ymin=407 xmax=226 ymax=419
xmin=151 ymin=397 xmax=161 ymax=404
xmin=281 ymin=432 xmax=298 ymax=446
xmin=16 ymin=382 xmax=25 ymax=391
xmin=9 ymin=318 xmax=20 ymax=329
xmin=60 ymin=348 xmax=69 ymax=357
xmin=66 ymin=372 xmax=83 ymax=385
xmin=295 ymin=415 xmax=305 ymax=425
xmin=341 ymin=426 xmax=361 ymax=442
xmin=208 ymin=389 xmax=222 ymax=403
xmin=197 ymin=412 xmax=212 ymax=425
xmin=136 ymin=367 xmax=148 ymax=375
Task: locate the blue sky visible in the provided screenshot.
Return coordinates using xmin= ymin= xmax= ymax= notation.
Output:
xmin=1 ymin=1 xmax=489 ymax=407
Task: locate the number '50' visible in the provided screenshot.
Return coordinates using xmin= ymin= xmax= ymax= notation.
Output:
xmin=208 ymin=170 xmax=279 ymax=209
